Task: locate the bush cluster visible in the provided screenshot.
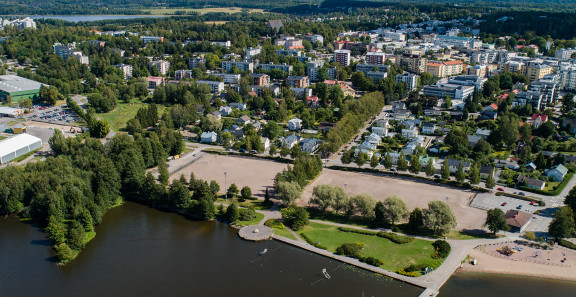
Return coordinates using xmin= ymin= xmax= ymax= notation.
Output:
xmin=300 ymin=233 xmax=327 ymax=250
xmin=432 ymin=240 xmax=451 ymax=259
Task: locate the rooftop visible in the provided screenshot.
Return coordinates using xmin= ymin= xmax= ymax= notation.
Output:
xmin=0 ymin=75 xmax=45 ymax=93
xmin=0 ymin=133 xmax=42 ymax=157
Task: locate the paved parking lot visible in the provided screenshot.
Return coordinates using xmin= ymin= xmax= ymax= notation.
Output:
xmin=471 ymin=193 xmax=553 ymax=235
xmin=26 ymin=105 xmax=81 ymax=126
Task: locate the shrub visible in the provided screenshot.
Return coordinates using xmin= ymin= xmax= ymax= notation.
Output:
xmin=558 ymin=238 xmax=576 ymax=250
xmin=404 ymin=263 xmax=428 ymax=272
xmin=523 ymin=231 xmax=536 ymax=241
xmin=281 ymin=206 xmax=310 ymax=230
xmin=396 ymin=269 xmax=419 ymax=277
xmin=264 ymin=219 xmax=284 ymax=229
xmin=432 ymin=240 xmax=451 ymax=259
xmin=360 ymin=256 xmax=383 ymax=267
xmin=238 ymin=208 xmax=256 ymax=221
xmin=335 ymin=242 xmax=364 ymax=258
xmin=300 ymin=233 xmax=327 ymax=250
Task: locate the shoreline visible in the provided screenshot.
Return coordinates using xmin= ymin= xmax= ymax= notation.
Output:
xmin=457 ymin=248 xmax=576 ymax=282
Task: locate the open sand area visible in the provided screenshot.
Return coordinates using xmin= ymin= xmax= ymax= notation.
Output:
xmin=460 ymin=241 xmax=576 ymax=281
xmin=300 ymin=169 xmax=487 ymax=230
xmin=170 ymin=155 xmax=287 ymax=198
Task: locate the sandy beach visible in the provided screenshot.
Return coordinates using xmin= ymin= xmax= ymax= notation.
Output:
xmin=459 ymin=245 xmax=576 ymax=281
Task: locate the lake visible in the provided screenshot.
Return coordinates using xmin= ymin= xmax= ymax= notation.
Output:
xmin=1 ymin=202 xmax=575 ymax=297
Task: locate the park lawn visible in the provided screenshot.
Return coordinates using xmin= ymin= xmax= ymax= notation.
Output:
xmin=97 ymin=100 xmax=165 ymax=132
xmin=300 ymin=222 xmax=437 ymax=272
xmin=0 ymin=136 xmax=6 ymax=140
xmin=273 ymin=227 xmax=297 ymax=240
xmin=237 ymin=212 xmax=265 ymax=227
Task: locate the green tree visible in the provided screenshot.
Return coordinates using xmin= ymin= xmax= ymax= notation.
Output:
xmin=378 ymin=195 xmax=409 ymax=225
xmin=397 ymin=152 xmax=408 ymax=171
xmin=226 ymin=203 xmax=239 ymax=222
xmin=275 ymin=181 xmax=303 ymax=205
xmin=425 ymin=158 xmax=435 ymax=177
xmin=485 ymin=173 xmax=496 ymax=189
xmin=280 ymin=206 xmax=309 ymax=230
xmin=341 ymin=149 xmax=354 ymax=164
xmin=158 ymin=162 xmax=169 ymax=186
xmin=356 ymin=152 xmax=367 ymax=168
xmin=240 ymin=186 xmax=252 ymax=200
xmin=311 ymin=184 xmax=347 ymax=213
xmin=408 ymin=208 xmax=424 ymax=232
xmin=409 ymin=154 xmax=421 ymax=174
xmin=469 ymin=163 xmax=480 ymax=185
xmin=455 ymin=161 xmax=466 ymax=183
xmin=269 ymin=145 xmax=277 ymax=156
xmin=441 ymin=160 xmax=450 ymax=180
xmin=209 ymin=180 xmax=220 ymax=196
xmin=485 ymin=208 xmax=510 ymax=235
xmin=423 ymin=201 xmax=457 ymax=235
xmin=549 ymin=207 xmax=576 ymax=239
xmin=280 ymin=145 xmax=289 ymax=158
xmin=370 ymin=153 xmax=379 ymax=168
xmin=562 ymin=93 xmax=574 ymax=114
xmin=445 ymin=129 xmax=469 ymax=157
xmin=383 ymin=152 xmax=393 ymax=169
xmin=349 ymin=193 xmax=377 ymax=220
xmin=89 ymin=119 xmax=110 ymax=138
xmin=227 ymin=183 xmax=239 ymax=199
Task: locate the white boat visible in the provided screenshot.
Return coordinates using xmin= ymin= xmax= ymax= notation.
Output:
xmin=322 ymin=268 xmax=331 ymax=279
xmin=259 ymin=248 xmax=267 ymax=255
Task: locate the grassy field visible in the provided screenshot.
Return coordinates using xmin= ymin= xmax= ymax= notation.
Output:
xmin=0 ymin=136 xmax=6 ymax=141
xmin=237 ymin=212 xmax=265 ymax=227
xmin=97 ymin=100 xmax=165 ymax=132
xmin=543 ymin=181 xmax=561 ymax=191
xmin=272 ymin=226 xmax=297 ymax=240
xmin=300 ymin=222 xmax=438 ymax=272
xmin=144 ymin=7 xmax=264 ymax=15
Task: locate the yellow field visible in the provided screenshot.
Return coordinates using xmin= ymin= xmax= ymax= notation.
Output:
xmin=145 ymin=7 xmax=265 ymax=15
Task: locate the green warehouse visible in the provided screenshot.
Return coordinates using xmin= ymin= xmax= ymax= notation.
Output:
xmin=0 ymin=75 xmax=46 ymax=103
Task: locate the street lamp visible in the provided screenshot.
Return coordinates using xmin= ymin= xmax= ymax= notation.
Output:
xmin=224 ymin=171 xmax=228 ymax=201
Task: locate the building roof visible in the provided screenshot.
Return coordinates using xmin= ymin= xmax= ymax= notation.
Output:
xmin=479 ymin=165 xmax=495 ymax=175
xmin=517 ymin=174 xmax=545 ymax=188
xmin=0 ymin=75 xmax=45 ymax=94
xmin=444 ymin=60 xmax=464 ymax=65
xmin=504 ymin=210 xmax=532 ymax=228
xmin=550 ymin=164 xmax=568 ymax=175
xmin=446 ymin=158 xmax=471 ymax=167
xmin=0 ymin=133 xmax=42 ymax=157
xmin=0 ymin=106 xmax=23 ymax=116
xmin=531 ymin=113 xmax=548 ymax=122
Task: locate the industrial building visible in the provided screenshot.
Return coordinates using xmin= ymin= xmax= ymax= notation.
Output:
xmin=0 ymin=133 xmax=42 ymax=164
xmin=0 ymin=75 xmax=46 ymax=102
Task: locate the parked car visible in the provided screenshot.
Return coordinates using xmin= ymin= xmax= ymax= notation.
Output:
xmin=497 ymin=188 xmax=505 ymax=192
xmin=501 ymin=202 xmax=508 ymax=206
xmin=529 ymin=201 xmax=538 ymax=206
xmin=517 ymin=205 xmax=523 ymax=209
xmin=390 ymin=168 xmax=397 ymax=172
xmin=433 ymin=174 xmax=441 ymax=178
xmin=519 ymin=192 xmax=526 ymax=196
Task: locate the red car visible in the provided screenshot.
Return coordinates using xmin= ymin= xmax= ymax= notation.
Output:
xmin=501 ymin=202 xmax=508 ymax=206
xmin=497 ymin=188 xmax=505 ymax=192
xmin=530 ymin=201 xmax=538 ymax=206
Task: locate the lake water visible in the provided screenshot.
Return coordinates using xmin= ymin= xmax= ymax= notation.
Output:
xmin=1 ymin=202 xmax=574 ymax=297
xmin=28 ymin=15 xmax=170 ymax=22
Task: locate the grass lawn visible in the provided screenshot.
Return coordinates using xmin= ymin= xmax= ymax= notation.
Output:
xmin=144 ymin=7 xmax=264 ymax=15
xmin=300 ymin=222 xmax=439 ymax=272
xmin=0 ymin=136 xmax=6 ymax=140
xmin=237 ymin=212 xmax=264 ymax=227
xmin=97 ymin=100 xmax=165 ymax=132
xmin=273 ymin=227 xmax=297 ymax=240
xmin=543 ymin=181 xmax=561 ymax=192
xmin=490 ymin=150 xmax=511 ymax=159
xmin=446 ymin=230 xmax=502 ymax=240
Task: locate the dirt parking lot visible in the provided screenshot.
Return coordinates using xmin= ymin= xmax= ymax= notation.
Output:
xmin=301 ymin=169 xmax=487 ymax=230
xmin=170 ymin=155 xmax=288 ymax=198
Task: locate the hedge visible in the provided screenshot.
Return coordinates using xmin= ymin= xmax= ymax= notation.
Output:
xmin=300 ymin=233 xmax=327 ymax=250
xmin=337 ymin=227 xmax=414 ymax=244
xmin=558 ymin=239 xmax=576 ymax=250
xmin=518 ymin=173 xmax=574 ymax=197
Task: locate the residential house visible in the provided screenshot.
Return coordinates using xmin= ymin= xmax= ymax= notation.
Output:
xmin=237 ymin=115 xmax=252 ymax=125
xmin=475 ymin=128 xmax=491 ymax=140
xmin=282 ymin=134 xmax=300 ymax=149
xmin=372 ymin=126 xmax=388 ymax=137
xmin=467 ymin=135 xmax=482 ymax=146
xmin=547 ymin=164 xmax=568 ymax=181
xmin=421 ymin=123 xmax=437 ymax=134
xmin=517 ymin=175 xmax=546 ymax=190
xmin=288 ymin=117 xmax=303 ymax=131
xmin=479 ymin=165 xmax=495 ymax=179
xmin=484 ymin=103 xmax=498 ymax=112
xmin=401 ymin=127 xmax=419 ymax=139
xmin=209 ymin=111 xmax=221 ymax=120
xmin=387 ymin=152 xmax=405 ymax=165
xmin=261 ymin=137 xmax=270 ymax=150
xmin=355 ymin=141 xmax=377 ymax=158
xmin=525 ymin=162 xmax=537 ymax=172
xmin=230 ymin=102 xmax=247 ymax=110
xmin=365 ymin=133 xmax=382 ymax=145
xmin=200 ymin=131 xmax=218 ymax=143
xmin=219 ymin=106 xmax=232 ymax=116
xmin=445 ymin=158 xmax=471 ymax=173
xmin=300 ymin=138 xmax=321 ymax=153
xmin=418 ymin=155 xmax=435 ymax=166
xmin=529 ymin=113 xmax=548 ymax=128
